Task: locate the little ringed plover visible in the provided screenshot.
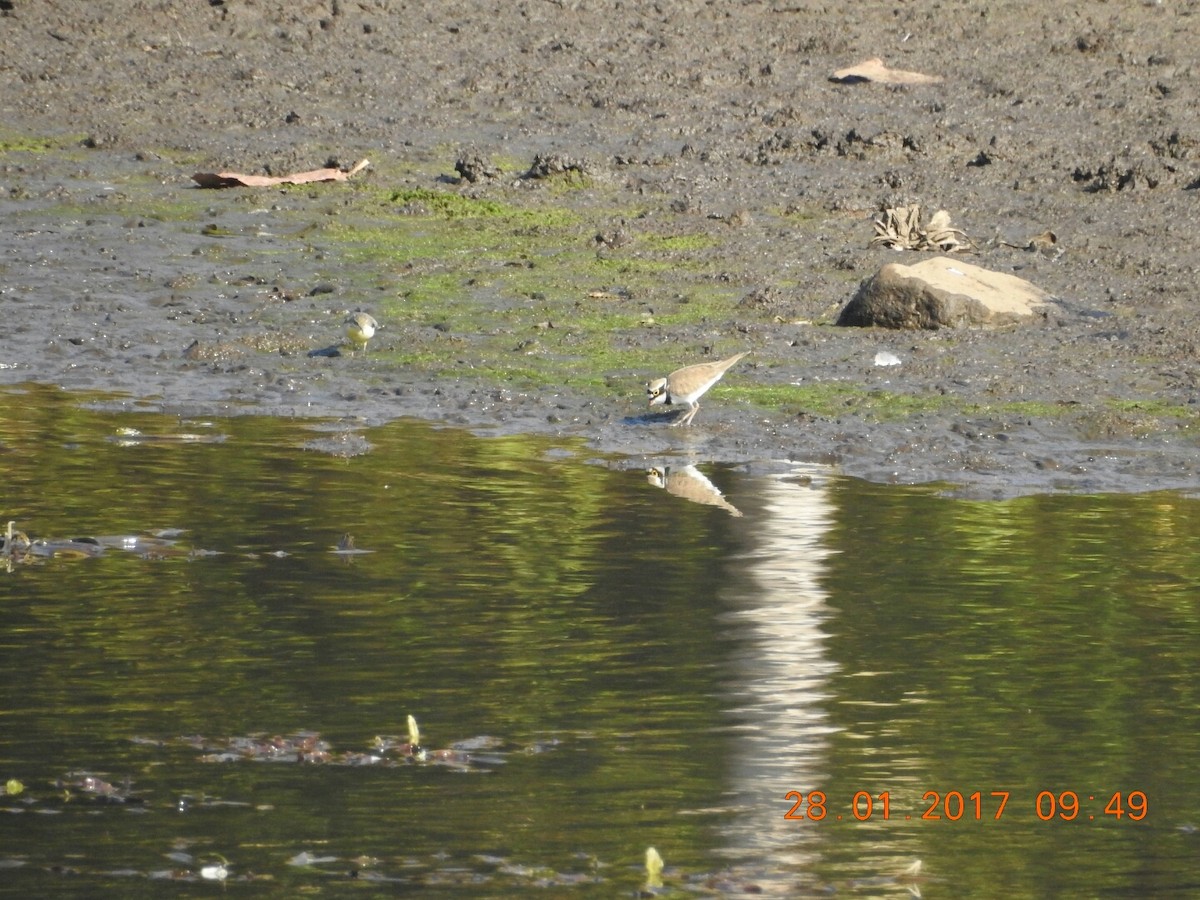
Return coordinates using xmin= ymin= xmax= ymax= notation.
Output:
xmin=646 ymin=350 xmax=749 ymax=426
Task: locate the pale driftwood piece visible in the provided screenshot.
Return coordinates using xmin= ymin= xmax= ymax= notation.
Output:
xmin=830 ymin=57 xmax=942 ymax=85
xmin=192 ymin=158 xmax=369 ymax=188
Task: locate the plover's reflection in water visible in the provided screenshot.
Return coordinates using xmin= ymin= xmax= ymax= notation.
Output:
xmin=646 ymin=464 xmax=743 ymax=517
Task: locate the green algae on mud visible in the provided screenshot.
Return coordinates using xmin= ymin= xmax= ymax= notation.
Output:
xmin=0 ymin=136 xmax=58 ymax=154
xmin=0 ymin=131 xmax=85 ymax=155
xmin=309 ymin=174 xmax=1200 ymax=448
xmin=725 ymin=382 xmax=1200 ymax=439
xmin=313 ymin=174 xmax=755 ymax=392
xmin=5 ymin=146 xmax=1194 ymax=463
xmin=2 ymin=144 xmax=1196 ymax=499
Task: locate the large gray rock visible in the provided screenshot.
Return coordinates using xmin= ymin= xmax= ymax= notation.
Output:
xmin=838 ymin=256 xmax=1059 ymax=329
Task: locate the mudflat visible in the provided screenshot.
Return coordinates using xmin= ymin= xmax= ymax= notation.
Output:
xmin=3 ymin=1 xmax=1198 ymax=496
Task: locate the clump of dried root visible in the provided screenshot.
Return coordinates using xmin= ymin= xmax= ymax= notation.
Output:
xmin=871 ymin=204 xmax=973 ymax=252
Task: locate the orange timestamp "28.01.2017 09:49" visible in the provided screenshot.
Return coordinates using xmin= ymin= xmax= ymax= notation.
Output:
xmin=784 ymin=789 xmax=1148 ymax=823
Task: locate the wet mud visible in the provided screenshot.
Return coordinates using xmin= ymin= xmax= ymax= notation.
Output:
xmin=3 ymin=1 xmax=1199 ymax=496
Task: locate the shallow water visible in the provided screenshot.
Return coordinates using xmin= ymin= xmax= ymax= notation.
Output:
xmin=1 ymin=385 xmax=1198 ymax=897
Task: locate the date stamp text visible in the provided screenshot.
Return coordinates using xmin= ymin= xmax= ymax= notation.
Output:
xmin=784 ymin=790 xmax=1148 ymax=822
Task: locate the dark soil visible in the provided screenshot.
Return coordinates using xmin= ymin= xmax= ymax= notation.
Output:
xmin=3 ymin=1 xmax=1199 ymax=497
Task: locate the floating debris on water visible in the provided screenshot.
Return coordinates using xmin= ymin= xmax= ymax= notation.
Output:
xmin=56 ymin=772 xmax=145 ymax=805
xmin=199 ymin=862 xmax=228 ymax=881
xmin=143 ymin=722 xmax=511 ymax=772
xmin=645 ymin=847 xmax=664 ymax=889
xmin=332 ymin=533 xmax=374 ymax=556
xmin=110 ymin=427 xmax=227 ymax=446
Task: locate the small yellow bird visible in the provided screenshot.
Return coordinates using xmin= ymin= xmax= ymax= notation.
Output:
xmin=344 ymin=312 xmax=379 ymax=355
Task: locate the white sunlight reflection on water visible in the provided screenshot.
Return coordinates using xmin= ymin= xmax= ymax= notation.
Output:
xmin=717 ymin=466 xmax=841 ymax=890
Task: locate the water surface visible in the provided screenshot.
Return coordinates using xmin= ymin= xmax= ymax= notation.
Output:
xmin=1 ymin=385 xmax=1197 ymax=897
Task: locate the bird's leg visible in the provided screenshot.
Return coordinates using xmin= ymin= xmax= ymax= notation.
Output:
xmin=675 ymin=403 xmax=699 ymax=426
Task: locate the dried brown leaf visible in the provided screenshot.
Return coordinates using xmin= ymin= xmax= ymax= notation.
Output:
xmin=831 ymin=57 xmax=942 ymax=85
xmin=192 ymin=158 xmax=369 ymax=189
